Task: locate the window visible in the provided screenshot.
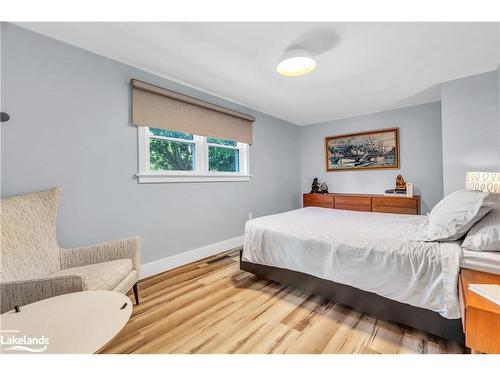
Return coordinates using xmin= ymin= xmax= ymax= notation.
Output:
xmin=137 ymin=127 xmax=250 ymax=183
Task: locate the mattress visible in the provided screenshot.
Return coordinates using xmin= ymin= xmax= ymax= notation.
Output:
xmin=243 ymin=207 xmax=461 ymax=319
xmin=461 ymin=248 xmax=500 ymax=275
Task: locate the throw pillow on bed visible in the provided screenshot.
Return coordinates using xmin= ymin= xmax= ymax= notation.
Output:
xmin=427 ymin=190 xmax=499 ymax=241
xmin=461 ymin=209 xmax=500 ymax=251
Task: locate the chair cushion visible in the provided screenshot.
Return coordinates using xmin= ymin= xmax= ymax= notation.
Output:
xmin=55 ymin=259 xmax=133 ymax=291
xmin=1 ymin=188 xmax=62 ymax=282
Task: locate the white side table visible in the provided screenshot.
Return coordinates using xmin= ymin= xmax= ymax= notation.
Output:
xmin=0 ymin=291 xmax=132 ymax=354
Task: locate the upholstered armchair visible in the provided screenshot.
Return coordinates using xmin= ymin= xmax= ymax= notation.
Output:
xmin=1 ymin=187 xmax=140 ymax=313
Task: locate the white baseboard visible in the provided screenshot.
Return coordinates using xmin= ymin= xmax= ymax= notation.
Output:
xmin=140 ymin=235 xmax=244 ymax=279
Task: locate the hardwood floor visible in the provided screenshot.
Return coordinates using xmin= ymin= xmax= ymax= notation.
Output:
xmin=100 ymin=249 xmax=465 ymax=354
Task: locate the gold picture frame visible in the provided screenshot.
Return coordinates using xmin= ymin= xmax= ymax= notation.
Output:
xmin=325 ymin=127 xmax=400 ymax=172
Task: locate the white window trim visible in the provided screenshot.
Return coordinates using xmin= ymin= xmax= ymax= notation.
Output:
xmin=137 ymin=127 xmax=251 ymax=183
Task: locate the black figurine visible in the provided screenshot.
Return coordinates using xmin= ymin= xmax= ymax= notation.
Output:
xmin=310 ymin=178 xmax=320 ymax=194
xmin=319 ymin=182 xmax=329 ymax=194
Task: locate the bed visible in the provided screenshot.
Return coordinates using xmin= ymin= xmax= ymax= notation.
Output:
xmin=461 ymin=248 xmax=500 ymax=275
xmin=240 ymin=207 xmax=466 ymax=343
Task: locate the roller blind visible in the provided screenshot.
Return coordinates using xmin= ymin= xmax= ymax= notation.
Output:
xmin=131 ymin=79 xmax=255 ymax=144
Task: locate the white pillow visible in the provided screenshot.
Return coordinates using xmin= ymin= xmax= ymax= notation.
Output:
xmin=427 ymin=190 xmax=499 ymax=241
xmin=462 ymin=209 xmax=500 ymax=251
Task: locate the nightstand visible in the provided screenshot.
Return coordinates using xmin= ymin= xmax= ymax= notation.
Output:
xmin=459 ymin=269 xmax=500 ymax=354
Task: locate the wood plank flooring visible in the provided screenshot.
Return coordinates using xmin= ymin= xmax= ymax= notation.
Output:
xmin=100 ymin=249 xmax=465 ymax=354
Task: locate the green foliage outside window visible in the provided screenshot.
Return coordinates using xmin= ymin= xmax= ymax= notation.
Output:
xmin=209 ymin=147 xmax=239 ymax=172
xmin=149 ymin=128 xmax=193 ymax=140
xmin=150 ymin=138 xmax=194 ymax=171
xmin=148 ymin=128 xmax=240 ymax=172
xmin=207 ymin=137 xmax=237 ymax=147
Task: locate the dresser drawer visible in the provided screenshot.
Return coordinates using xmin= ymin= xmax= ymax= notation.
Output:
xmin=334 ymin=196 xmax=371 ymax=212
xmin=335 ymin=204 xmax=371 ymax=212
xmin=334 ymin=196 xmax=371 ymax=207
xmin=303 ymin=194 xmax=334 ymax=209
xmin=372 ymin=206 xmax=417 ymax=215
xmin=372 ymin=197 xmax=417 ymax=209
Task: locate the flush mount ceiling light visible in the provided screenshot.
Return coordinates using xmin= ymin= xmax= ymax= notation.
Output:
xmin=276 ymin=49 xmax=316 ymax=77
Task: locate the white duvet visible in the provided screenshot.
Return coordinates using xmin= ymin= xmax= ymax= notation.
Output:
xmin=242 ymin=207 xmax=461 ymax=319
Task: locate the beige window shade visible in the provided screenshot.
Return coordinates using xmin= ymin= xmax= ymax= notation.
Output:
xmin=131 ymin=79 xmax=255 ymax=144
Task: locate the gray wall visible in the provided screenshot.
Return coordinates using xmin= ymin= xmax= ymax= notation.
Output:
xmin=0 ymin=23 xmax=301 ymax=264
xmin=441 ymin=70 xmax=499 ymax=196
xmin=300 ymin=102 xmax=444 ymax=214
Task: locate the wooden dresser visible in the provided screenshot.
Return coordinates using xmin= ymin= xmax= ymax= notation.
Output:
xmin=459 ymin=269 xmax=500 ymax=354
xmin=303 ymin=193 xmax=420 ymax=215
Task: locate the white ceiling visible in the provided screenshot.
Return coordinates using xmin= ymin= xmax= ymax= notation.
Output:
xmin=16 ymin=22 xmax=500 ymax=125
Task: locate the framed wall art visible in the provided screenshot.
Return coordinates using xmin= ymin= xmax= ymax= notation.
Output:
xmin=325 ymin=127 xmax=399 ymax=171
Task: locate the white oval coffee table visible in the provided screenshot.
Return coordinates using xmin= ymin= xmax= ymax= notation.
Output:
xmin=0 ymin=291 xmax=132 ymax=354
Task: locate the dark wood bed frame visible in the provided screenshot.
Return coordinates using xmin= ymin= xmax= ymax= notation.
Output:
xmin=240 ymin=250 xmax=464 ymax=344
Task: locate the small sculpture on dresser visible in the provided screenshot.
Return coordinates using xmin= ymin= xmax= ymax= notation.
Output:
xmin=310 ymin=178 xmax=321 ymax=194
xmin=395 ymin=174 xmax=407 ymax=191
xmin=385 ymin=174 xmax=408 ymax=195
xmin=319 ymin=182 xmax=329 ymax=194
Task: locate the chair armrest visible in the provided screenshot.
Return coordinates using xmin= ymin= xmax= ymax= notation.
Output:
xmin=60 ymin=236 xmax=140 ymax=275
xmin=0 ymin=274 xmax=87 ymax=313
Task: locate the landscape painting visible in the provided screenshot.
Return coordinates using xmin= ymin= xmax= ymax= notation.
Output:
xmin=325 ymin=128 xmax=399 ymax=171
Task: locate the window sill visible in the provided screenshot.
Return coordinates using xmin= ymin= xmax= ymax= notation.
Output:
xmin=137 ymin=173 xmax=252 ymax=184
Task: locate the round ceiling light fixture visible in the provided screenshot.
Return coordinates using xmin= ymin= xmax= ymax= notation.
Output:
xmin=276 ymin=49 xmax=316 ymax=77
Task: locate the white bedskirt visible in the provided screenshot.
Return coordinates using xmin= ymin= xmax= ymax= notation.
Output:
xmin=242 ymin=207 xmax=461 ymax=319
